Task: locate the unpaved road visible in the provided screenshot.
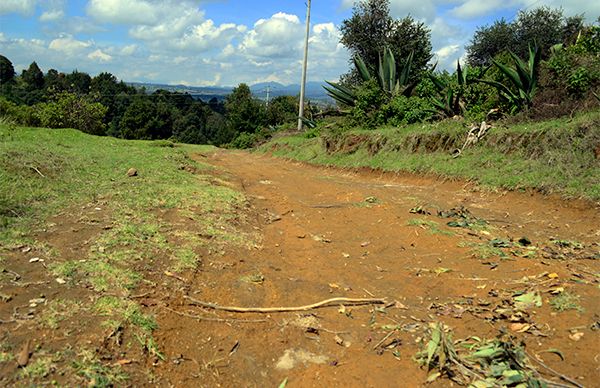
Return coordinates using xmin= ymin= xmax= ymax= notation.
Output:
xmin=1 ymin=149 xmax=598 ymax=387
xmin=155 ymin=150 xmax=600 ymax=387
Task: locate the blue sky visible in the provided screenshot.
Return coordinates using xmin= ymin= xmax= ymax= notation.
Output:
xmin=1 ymin=1 xmax=598 ymax=87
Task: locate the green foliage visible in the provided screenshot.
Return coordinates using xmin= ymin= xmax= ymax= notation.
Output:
xmin=381 ymin=95 xmax=433 ymax=125
xmin=567 ymin=67 xmax=591 ymax=97
xmin=0 ymin=55 xmax=15 ymax=84
xmin=266 ymin=95 xmax=298 ymax=125
xmin=326 ymin=47 xmax=415 ymax=110
xmin=35 ymin=92 xmax=108 ymax=135
xmin=340 ymin=0 xmax=431 ymax=84
xmin=478 ymin=43 xmax=541 ymax=112
xmin=22 ymin=61 xmax=44 ymax=90
xmin=467 ymin=7 xmax=580 ymax=66
xmin=350 ymin=79 xmax=387 ymax=129
xmin=429 ymin=61 xmax=470 ymax=118
xmin=229 ymin=130 xmax=268 ymax=149
xmin=225 ymin=83 xmax=265 ymax=134
xmin=0 ymin=96 xmax=38 ymax=126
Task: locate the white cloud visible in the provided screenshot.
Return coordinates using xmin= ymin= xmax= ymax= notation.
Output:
xmin=0 ymin=0 xmax=37 ymax=16
xmin=48 ymin=35 xmax=92 ymax=55
xmin=120 ymin=44 xmax=137 ymax=55
xmin=240 ymin=13 xmax=304 ymax=58
xmin=87 ymin=0 xmax=162 ymax=24
xmin=129 ymin=8 xmax=205 ymax=39
xmin=450 ymin=0 xmax=507 ymax=19
xmin=88 ymin=49 xmax=113 ymax=62
xmin=39 ymin=9 xmax=65 ymax=22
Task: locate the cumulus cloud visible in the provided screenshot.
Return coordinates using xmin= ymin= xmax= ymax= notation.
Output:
xmin=0 ymin=0 xmax=37 ymax=16
xmin=240 ymin=13 xmax=304 ymax=58
xmin=49 ymin=35 xmax=92 ymax=55
xmin=88 ymin=49 xmax=113 ymax=62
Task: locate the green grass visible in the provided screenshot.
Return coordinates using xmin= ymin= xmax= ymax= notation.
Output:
xmin=260 ymin=110 xmax=600 ymax=201
xmin=550 ymin=291 xmax=584 ymax=312
xmin=0 ymin=125 xmax=254 ymax=383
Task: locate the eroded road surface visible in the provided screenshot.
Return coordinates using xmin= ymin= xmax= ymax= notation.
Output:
xmin=155 ymin=150 xmax=600 ymax=387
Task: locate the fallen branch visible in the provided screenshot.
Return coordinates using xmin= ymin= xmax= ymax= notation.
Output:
xmin=162 ymin=306 xmax=267 ymax=323
xmin=184 ymin=296 xmax=386 ymax=313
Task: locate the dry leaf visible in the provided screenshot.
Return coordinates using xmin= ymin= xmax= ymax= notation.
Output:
xmin=569 ymin=332 xmax=584 ymax=341
xmin=16 ymin=340 xmax=32 ymax=367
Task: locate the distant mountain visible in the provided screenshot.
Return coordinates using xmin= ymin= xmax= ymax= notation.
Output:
xmin=128 ymin=80 xmax=332 ymax=103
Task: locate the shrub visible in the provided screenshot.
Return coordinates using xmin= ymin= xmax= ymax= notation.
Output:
xmin=349 ymin=79 xmax=387 ymax=129
xmin=381 ymin=95 xmax=433 ymax=125
xmin=0 ymin=96 xmax=39 ymax=126
xmin=34 ymin=92 xmax=107 ymax=135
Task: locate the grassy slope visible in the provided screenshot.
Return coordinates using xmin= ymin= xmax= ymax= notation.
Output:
xmin=0 ymin=125 xmax=250 ymax=385
xmin=259 ymin=110 xmax=600 ymax=201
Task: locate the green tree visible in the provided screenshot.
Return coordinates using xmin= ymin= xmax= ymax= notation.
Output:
xmin=266 ymin=95 xmax=298 ymax=125
xmin=466 ymin=7 xmax=582 ymax=67
xmin=22 ymin=61 xmax=45 ymax=90
xmin=65 ymin=70 xmax=91 ymax=94
xmin=0 ymin=55 xmax=15 ymax=84
xmin=34 ymin=92 xmax=108 ymax=135
xmin=340 ymin=0 xmax=432 ymax=84
xmin=224 ymin=83 xmax=265 ymax=134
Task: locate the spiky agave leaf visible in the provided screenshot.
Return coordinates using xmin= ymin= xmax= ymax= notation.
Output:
xmin=323 ymin=81 xmax=356 ymax=107
xmin=353 ymin=54 xmax=372 ymax=82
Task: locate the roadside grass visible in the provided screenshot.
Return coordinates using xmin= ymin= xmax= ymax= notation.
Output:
xmin=0 ymin=124 xmax=254 ymax=384
xmin=260 ymin=109 xmax=600 ymax=201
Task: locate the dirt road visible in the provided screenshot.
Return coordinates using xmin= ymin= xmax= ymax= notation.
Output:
xmin=1 ymin=149 xmax=598 ymax=387
xmin=155 ymin=150 xmax=600 ymax=387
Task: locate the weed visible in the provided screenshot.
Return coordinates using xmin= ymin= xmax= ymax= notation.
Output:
xmin=19 ymin=356 xmax=56 ymax=379
xmin=550 ymin=291 xmax=584 ymax=312
xmin=407 ymin=218 xmax=454 ymax=236
xmin=460 ymin=241 xmax=507 ymax=259
xmin=0 ymin=350 xmax=14 ymax=363
xmin=72 ymin=349 xmax=127 ymax=387
xmin=38 ymin=299 xmax=82 ymax=329
xmin=171 ymin=248 xmax=200 ymax=272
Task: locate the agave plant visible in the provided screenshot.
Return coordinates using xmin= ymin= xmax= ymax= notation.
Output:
xmin=324 ymin=48 xmax=415 ymax=108
xmin=429 ymin=60 xmax=469 ymax=118
xmin=477 ymin=42 xmax=541 ymax=112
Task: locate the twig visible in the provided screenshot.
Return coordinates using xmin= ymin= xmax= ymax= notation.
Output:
xmin=27 ymin=165 xmax=45 ymax=178
xmin=184 ymin=296 xmax=386 ymax=313
xmin=372 ymin=331 xmax=395 ymax=350
xmin=162 ymin=306 xmax=267 ymax=323
xmin=526 ymin=351 xmax=584 ymax=388
xmin=310 ymin=204 xmax=351 ymax=209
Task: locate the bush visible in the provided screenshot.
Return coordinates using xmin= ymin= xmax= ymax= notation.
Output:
xmin=381 ymin=95 xmax=433 ymax=125
xmin=349 ymin=79 xmax=387 ymax=129
xmin=229 ymin=131 xmax=268 ymax=149
xmin=0 ymin=96 xmax=39 ymax=126
xmin=34 ymin=92 xmax=108 ymax=135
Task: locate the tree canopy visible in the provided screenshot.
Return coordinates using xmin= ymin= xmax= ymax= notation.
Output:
xmin=0 ymin=55 xmax=15 ymax=84
xmin=466 ymin=7 xmax=585 ymax=66
xmin=340 ymin=0 xmax=432 ymax=84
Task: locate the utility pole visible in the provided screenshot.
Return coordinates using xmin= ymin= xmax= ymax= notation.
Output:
xmin=297 ymin=0 xmax=311 ymax=131
xmin=266 ymin=85 xmax=270 ymax=107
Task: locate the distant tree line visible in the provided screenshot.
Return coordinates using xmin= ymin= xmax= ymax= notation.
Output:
xmin=0 ymin=56 xmax=299 ymax=146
